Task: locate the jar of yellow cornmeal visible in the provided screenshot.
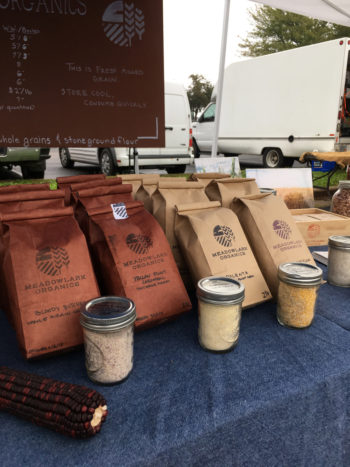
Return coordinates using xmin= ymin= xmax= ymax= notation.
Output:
xmin=197 ymin=277 xmax=245 ymax=353
xmin=277 ymin=263 xmax=323 ymax=329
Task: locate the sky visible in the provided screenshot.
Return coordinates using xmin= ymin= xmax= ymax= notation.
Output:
xmin=163 ymin=0 xmax=255 ymax=86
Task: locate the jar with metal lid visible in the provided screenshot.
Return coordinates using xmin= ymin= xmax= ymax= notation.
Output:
xmin=331 ymin=180 xmax=350 ymax=217
xmin=277 ymin=262 xmax=323 ymax=329
xmin=260 ymin=188 xmax=277 ymax=195
xmin=328 ymin=235 xmax=350 ymax=287
xmin=80 ymin=296 xmax=136 ymax=384
xmin=197 ymin=276 xmax=245 ymax=353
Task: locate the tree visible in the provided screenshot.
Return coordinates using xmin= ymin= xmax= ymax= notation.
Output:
xmin=239 ymin=5 xmax=350 ymax=57
xmin=187 ymin=74 xmax=214 ymax=120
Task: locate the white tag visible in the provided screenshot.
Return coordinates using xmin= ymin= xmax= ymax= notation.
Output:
xmin=111 ymin=203 xmax=128 ymax=220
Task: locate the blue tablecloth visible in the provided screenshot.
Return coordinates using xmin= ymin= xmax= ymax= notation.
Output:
xmin=1 ymin=263 xmax=350 ymax=466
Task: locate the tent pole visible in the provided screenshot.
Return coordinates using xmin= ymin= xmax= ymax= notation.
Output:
xmin=211 ymin=0 xmax=231 ymax=158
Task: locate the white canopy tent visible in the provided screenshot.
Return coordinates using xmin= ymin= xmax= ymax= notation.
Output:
xmin=211 ymin=0 xmax=350 ymax=158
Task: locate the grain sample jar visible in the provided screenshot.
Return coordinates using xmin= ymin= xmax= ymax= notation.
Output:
xmin=328 ymin=235 xmax=350 ymax=287
xmin=197 ymin=276 xmax=245 ymax=353
xmin=331 ymin=180 xmax=350 ymax=217
xmin=81 ymin=297 xmax=136 ymax=384
xmin=277 ymin=263 xmax=323 ymax=329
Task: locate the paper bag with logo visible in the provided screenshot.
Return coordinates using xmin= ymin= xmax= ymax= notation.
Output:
xmin=134 ymin=174 xmax=160 ymax=212
xmin=0 ymin=191 xmax=67 ymax=323
xmin=74 ymin=185 xmax=133 ymax=237
xmin=85 ymin=201 xmax=192 ymax=328
xmin=175 ymin=201 xmax=271 ymax=308
xmin=189 ymin=173 xmax=231 ymax=187
xmin=231 ymin=193 xmax=315 ymax=297
xmin=205 ymin=178 xmax=260 ymax=207
xmin=152 ymin=181 xmax=209 ymax=286
xmin=0 ymin=206 xmax=100 ymax=359
xmin=0 ymin=183 xmax=51 ymax=193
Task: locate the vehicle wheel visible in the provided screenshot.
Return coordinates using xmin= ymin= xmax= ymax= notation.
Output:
xmin=192 ymin=138 xmax=200 ymax=158
xmin=262 ymin=148 xmax=285 ymax=168
xmin=100 ymin=148 xmax=117 ymax=176
xmin=21 ymin=166 xmax=45 ymax=179
xmin=59 ymin=148 xmax=74 ymax=168
xmin=166 ymin=165 xmax=186 ymax=174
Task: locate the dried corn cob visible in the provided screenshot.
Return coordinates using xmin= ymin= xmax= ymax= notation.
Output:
xmin=0 ymin=366 xmax=107 ymax=438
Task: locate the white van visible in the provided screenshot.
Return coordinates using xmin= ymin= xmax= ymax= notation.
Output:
xmin=193 ymin=38 xmax=350 ymax=167
xmin=59 ymin=82 xmax=194 ymax=175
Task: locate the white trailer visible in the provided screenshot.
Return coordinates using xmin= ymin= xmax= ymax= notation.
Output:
xmin=193 ymin=38 xmax=350 ymax=167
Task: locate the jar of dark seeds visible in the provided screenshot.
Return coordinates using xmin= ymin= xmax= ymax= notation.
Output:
xmin=81 ymin=297 xmax=136 ymax=385
xmin=331 ymin=180 xmax=350 ymax=217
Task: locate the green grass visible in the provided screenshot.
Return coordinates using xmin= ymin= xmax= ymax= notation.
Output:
xmin=312 ymin=168 xmax=347 ymax=188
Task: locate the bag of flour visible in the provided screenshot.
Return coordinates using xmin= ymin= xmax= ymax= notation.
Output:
xmin=231 ymin=193 xmax=315 ymax=297
xmin=205 ymin=178 xmax=260 ymax=207
xmin=0 ymin=206 xmax=100 ymax=359
xmin=152 ymin=180 xmax=209 ymax=286
xmin=175 ymin=201 xmax=271 ymax=308
xmin=74 ymin=185 xmax=133 ymax=237
xmin=85 ymin=200 xmax=192 ymax=328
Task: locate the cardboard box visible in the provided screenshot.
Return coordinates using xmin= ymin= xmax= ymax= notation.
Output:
xmin=290 ymin=208 xmax=350 ymax=246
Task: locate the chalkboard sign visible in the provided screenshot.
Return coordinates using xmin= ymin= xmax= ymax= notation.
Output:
xmin=0 ymin=1 xmax=165 ymax=147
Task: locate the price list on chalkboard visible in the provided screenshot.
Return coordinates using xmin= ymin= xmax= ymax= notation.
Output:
xmin=0 ymin=1 xmax=165 ymax=147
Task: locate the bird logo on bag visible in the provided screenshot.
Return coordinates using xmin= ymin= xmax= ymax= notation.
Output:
xmin=213 ymin=225 xmax=235 ymax=248
xmin=126 ymin=233 xmax=153 ymax=255
xmin=272 ymin=220 xmax=292 ymax=240
xmin=36 ymin=247 xmax=70 ymax=276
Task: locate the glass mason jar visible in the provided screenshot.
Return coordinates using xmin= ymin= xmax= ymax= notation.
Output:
xmin=197 ymin=276 xmax=245 ymax=353
xmin=80 ymin=297 xmax=136 ymax=385
xmin=331 ymin=180 xmax=350 ymax=217
xmin=328 ymin=235 xmax=350 ymax=287
xmin=277 ymin=263 xmax=323 ymax=329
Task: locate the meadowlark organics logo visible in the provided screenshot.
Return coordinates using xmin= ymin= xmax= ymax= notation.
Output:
xmin=36 ymin=247 xmax=70 ymax=277
xmin=213 ymin=225 xmax=235 ymax=247
xmin=126 ymin=233 xmax=153 ymax=255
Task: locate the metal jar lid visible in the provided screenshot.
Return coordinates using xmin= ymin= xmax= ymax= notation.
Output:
xmin=278 ymin=262 xmax=323 ymax=287
xmin=338 ymin=180 xmax=350 ymax=189
xmin=80 ymin=296 xmax=136 ymax=332
xmin=260 ymin=187 xmax=277 ymax=195
xmin=328 ymin=235 xmax=350 ymax=250
xmin=197 ymin=276 xmax=245 ymax=305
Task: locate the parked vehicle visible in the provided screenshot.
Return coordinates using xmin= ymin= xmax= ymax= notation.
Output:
xmin=0 ymin=147 xmax=50 ymax=178
xmin=59 ymin=82 xmax=194 ymax=175
xmin=193 ymin=38 xmax=350 ymax=168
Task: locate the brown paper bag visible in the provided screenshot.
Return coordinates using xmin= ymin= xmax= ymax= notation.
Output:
xmin=152 ymin=180 xmax=209 ymax=285
xmin=175 ymin=201 xmax=271 ymax=308
xmin=85 ymin=201 xmax=192 ymax=329
xmin=205 ymin=178 xmax=260 ymax=207
xmin=189 ymin=173 xmax=231 ymax=187
xmin=0 ymin=206 xmax=100 ymax=359
xmin=120 ymin=174 xmax=160 ymax=195
xmin=231 ymin=193 xmax=315 ymax=297
xmin=0 ymin=190 xmax=66 ymax=214
xmin=134 ymin=174 xmax=160 ymax=212
xmin=0 ymin=183 xmax=51 ymax=193
xmin=74 ymin=185 xmax=133 ymax=238
xmin=56 ymin=174 xmax=105 ymax=189
xmin=67 ymin=177 xmax=123 ymax=206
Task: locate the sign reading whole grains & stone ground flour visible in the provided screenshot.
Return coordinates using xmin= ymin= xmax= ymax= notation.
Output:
xmin=0 ymin=1 xmax=165 ymax=147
